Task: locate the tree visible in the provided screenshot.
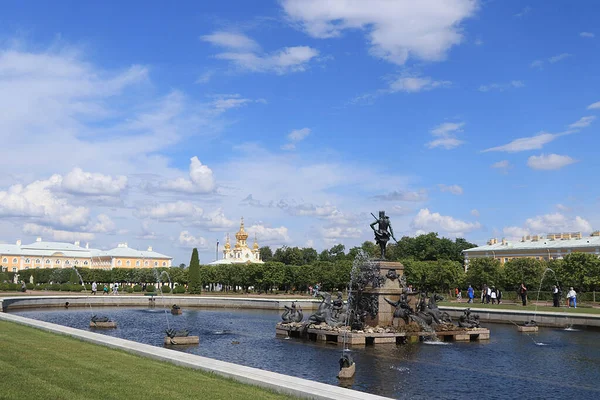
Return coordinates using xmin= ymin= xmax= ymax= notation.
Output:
xmin=259 ymin=246 xmax=273 ymax=262
xmin=465 ymin=257 xmax=503 ymax=290
xmin=188 ymin=248 xmax=202 ymax=294
xmin=301 ymin=247 xmax=318 ymax=265
xmin=504 ymin=258 xmax=546 ymax=292
xmin=328 ymin=244 xmax=346 ymax=261
xmin=556 ymin=252 xmax=600 ymax=292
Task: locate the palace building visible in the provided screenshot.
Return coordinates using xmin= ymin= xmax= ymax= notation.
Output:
xmin=209 ymin=218 xmax=263 ymax=265
xmin=462 ymin=231 xmax=600 ymax=270
xmin=0 ymin=238 xmax=172 ymax=272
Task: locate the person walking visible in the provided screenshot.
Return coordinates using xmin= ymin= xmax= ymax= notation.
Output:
xmin=91 ymin=281 xmax=97 ymax=295
xmin=455 ymin=287 xmax=462 ymax=301
xmin=519 ymin=283 xmax=528 ymax=306
xmin=567 ymin=287 xmax=577 ymax=308
xmin=481 ymin=284 xmax=487 ymax=304
xmin=552 ymin=285 xmax=560 ymax=307
xmin=486 ymin=285 xmax=492 ymax=304
xmin=497 ymin=288 xmax=502 ymax=304
xmin=490 ymin=287 xmax=497 ymax=304
xmin=467 ymin=285 xmax=474 ymax=303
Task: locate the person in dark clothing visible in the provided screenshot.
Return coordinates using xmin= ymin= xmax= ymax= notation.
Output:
xmin=552 ymin=285 xmax=560 ymax=307
xmin=519 ymin=283 xmax=527 ymax=306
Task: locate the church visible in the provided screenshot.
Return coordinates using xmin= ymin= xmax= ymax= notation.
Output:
xmin=209 ymin=218 xmax=263 ymax=264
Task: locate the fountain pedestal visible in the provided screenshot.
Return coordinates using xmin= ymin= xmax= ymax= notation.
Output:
xmin=337 ymin=363 xmax=355 ymax=379
xmin=164 ymin=336 xmax=199 ymax=345
xmin=90 ymin=321 xmax=117 ymax=328
xmin=518 ymin=325 xmax=539 ymax=333
xmin=364 ymin=261 xmax=404 ymax=327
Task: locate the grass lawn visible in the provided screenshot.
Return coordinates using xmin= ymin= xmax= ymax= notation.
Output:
xmin=0 ymin=321 xmax=293 ymax=400
xmin=439 ymin=301 xmax=600 ymax=315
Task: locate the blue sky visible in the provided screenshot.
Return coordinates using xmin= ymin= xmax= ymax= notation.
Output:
xmin=0 ymin=0 xmax=599 ymax=264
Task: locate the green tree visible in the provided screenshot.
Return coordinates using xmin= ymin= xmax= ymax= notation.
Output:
xmin=503 ymin=258 xmax=546 ymax=292
xmin=556 ymin=252 xmax=600 ymax=292
xmin=259 ymin=246 xmax=273 ymax=262
xmin=328 ymin=244 xmax=346 ymax=261
xmin=465 ymin=257 xmax=503 ymax=290
xmin=301 ymin=247 xmax=318 ymax=265
xmin=188 ymin=248 xmax=202 ymax=294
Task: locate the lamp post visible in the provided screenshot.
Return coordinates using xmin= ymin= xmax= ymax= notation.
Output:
xmin=216 ymin=240 xmax=219 ymax=262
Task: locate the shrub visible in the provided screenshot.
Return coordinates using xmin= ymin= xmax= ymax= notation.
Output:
xmin=34 ymin=284 xmax=44 ymax=290
xmin=161 ymin=285 xmax=171 ymax=294
xmin=26 ymin=283 xmax=35 ymax=290
xmin=133 ymin=285 xmax=143 ymax=292
xmin=48 ymin=283 xmax=61 ymax=291
xmin=70 ymin=284 xmax=85 ymax=292
xmin=60 ymin=283 xmax=71 ymax=291
xmin=125 ymin=286 xmax=134 ymax=293
xmin=145 ymin=285 xmax=156 ymax=292
xmin=173 ymin=285 xmax=186 ymax=294
xmin=0 ymin=283 xmax=9 ymax=291
xmin=7 ymin=283 xmax=18 ymax=291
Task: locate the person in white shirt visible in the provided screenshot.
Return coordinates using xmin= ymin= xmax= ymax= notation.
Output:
xmin=490 ymin=287 xmax=497 ymax=304
xmin=567 ymin=287 xmax=577 ymax=308
xmin=91 ymin=281 xmax=97 ymax=295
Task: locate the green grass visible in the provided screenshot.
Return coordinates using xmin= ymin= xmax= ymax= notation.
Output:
xmin=0 ymin=321 xmax=293 ymax=400
xmin=439 ymin=301 xmax=600 ymax=315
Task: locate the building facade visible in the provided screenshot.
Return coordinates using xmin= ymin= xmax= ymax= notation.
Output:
xmin=209 ymin=218 xmax=263 ymax=265
xmin=462 ymin=231 xmax=600 ymax=270
xmin=0 ymin=238 xmax=172 ymax=272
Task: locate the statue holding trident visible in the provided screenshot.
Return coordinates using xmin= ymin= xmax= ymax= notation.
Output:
xmin=370 ymin=211 xmax=397 ymax=259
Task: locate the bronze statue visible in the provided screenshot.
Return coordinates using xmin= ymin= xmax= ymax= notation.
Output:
xmin=370 ymin=211 xmax=397 ymax=259
xmin=281 ymin=301 xmax=304 ymax=323
xmin=384 ymin=294 xmax=413 ymax=325
xmin=458 ymin=308 xmax=480 ymax=328
xmin=165 ymin=328 xmax=190 ymax=338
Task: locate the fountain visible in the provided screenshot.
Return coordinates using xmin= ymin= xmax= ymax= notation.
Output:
xmin=68 ymin=266 xmax=117 ymax=329
xmin=276 ymin=210 xmax=489 ymax=346
xmin=518 ymin=268 xmax=560 ymax=333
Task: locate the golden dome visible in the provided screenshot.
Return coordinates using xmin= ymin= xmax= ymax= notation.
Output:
xmin=235 ymin=217 xmax=249 ymax=241
xmin=224 ymin=233 xmax=231 ymax=250
xmin=252 ymin=233 xmax=259 ymax=250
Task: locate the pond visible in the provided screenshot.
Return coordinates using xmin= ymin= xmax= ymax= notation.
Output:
xmin=11 ymin=306 xmax=600 ymax=399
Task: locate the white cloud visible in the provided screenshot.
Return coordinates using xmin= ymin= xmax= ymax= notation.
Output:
xmin=248 ymin=224 xmax=290 ymax=245
xmin=478 ymin=80 xmax=524 ymax=92
xmin=491 ymin=160 xmax=512 ymax=173
xmin=556 ymin=204 xmax=570 ymax=212
xmin=209 ymin=94 xmax=264 ymax=114
xmin=202 ymin=31 xmax=319 ymax=74
xmin=438 ymin=184 xmax=463 ymax=195
xmin=86 ymin=214 xmax=116 ymax=233
xmin=389 ymin=76 xmax=452 ymax=93
xmin=158 ymin=156 xmax=216 ymax=194
xmin=322 ymin=226 xmax=363 ymax=243
xmin=23 ymin=223 xmax=95 ymax=242
xmin=282 ymin=128 xmax=311 ymax=151
xmin=188 ymin=208 xmax=236 ymax=232
xmin=527 ymin=154 xmax=577 ymax=170
xmin=411 ymin=208 xmax=481 ymax=235
xmin=531 ymin=53 xmax=572 ymax=69
xmin=471 ymin=209 xmax=480 ymax=217
xmin=392 ymin=205 xmax=414 ymax=215
xmin=195 ymin=70 xmax=214 ymax=84
xmin=569 ymin=116 xmax=596 ymax=129
xmin=483 ymin=132 xmax=561 ymax=152
xmin=427 ymin=122 xmax=464 ymax=149
xmin=282 ymin=0 xmax=478 ymax=65
xmin=136 ymin=201 xmax=203 ymax=222
xmin=514 ymin=7 xmax=531 ymax=18
xmin=580 ymin=32 xmax=595 ymax=38
xmin=587 ymin=101 xmax=600 ymax=110
xmin=61 ymin=168 xmax=127 ymax=196
xmin=178 ymin=231 xmax=209 ymax=249
xmin=374 ymin=190 xmax=428 ymax=202
xmin=511 ymin=213 xmax=593 ymax=234
xmin=502 ymin=226 xmax=529 ymax=239
xmin=200 ymin=31 xmax=260 ymax=51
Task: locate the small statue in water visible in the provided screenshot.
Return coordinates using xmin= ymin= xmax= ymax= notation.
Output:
xmin=384 ymin=294 xmax=413 ymax=325
xmin=458 ymin=308 xmax=480 ymax=328
xmin=91 ymin=315 xmax=110 ymax=323
xmin=172 ymin=304 xmax=181 ymax=310
xmin=370 ymin=210 xmax=398 ymax=259
xmin=339 ymin=352 xmax=354 ymax=369
xmin=165 ymin=328 xmax=190 ymax=338
xmin=308 ymin=292 xmax=333 ymax=324
xmin=281 ymin=302 xmax=304 ymax=323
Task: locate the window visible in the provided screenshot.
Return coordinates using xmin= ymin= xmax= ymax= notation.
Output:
xmin=2 ymin=258 xmax=6 ymax=263
xmin=56 ymin=260 xmax=61 ymax=265
xmin=162 ymin=261 xmax=166 ymax=267
xmin=154 ymin=261 xmax=158 ymax=267
xmin=46 ymin=259 xmax=51 ymax=264
xmin=65 ymin=260 xmax=70 ymax=265
xmin=35 ymin=259 xmax=41 ymax=264
xmin=25 ymin=258 xmax=30 ymax=263
xmin=74 ymin=260 xmax=79 ymax=265
xmin=117 ymin=260 xmax=122 ymax=266
xmin=144 ymin=261 xmax=149 ymax=266
xmin=12 ymin=268 xmax=17 ymax=272
xmin=84 ymin=261 xmax=89 ymax=265
xmin=12 ymin=258 xmax=17 ymax=263
xmin=126 ymin=260 xmax=130 ymax=266
xmin=136 ymin=261 xmax=140 ymax=267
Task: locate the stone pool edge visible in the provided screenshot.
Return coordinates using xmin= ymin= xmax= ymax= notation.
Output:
xmin=0 ymin=312 xmax=391 ymax=400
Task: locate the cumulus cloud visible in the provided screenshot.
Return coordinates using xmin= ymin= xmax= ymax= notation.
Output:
xmin=86 ymin=214 xmax=116 ymax=233
xmin=158 ymin=157 xmax=216 ymax=194
xmin=506 ymin=213 xmax=592 ymax=237
xmin=248 ymin=224 xmax=290 ymax=245
xmin=209 ymin=94 xmax=265 ymax=115
xmin=61 ymin=168 xmax=127 ymax=196
xmin=178 ymin=231 xmax=209 ymax=249
xmin=491 ymin=160 xmax=512 ymax=173
xmin=23 ymin=223 xmax=95 ymax=242
xmin=438 ymin=184 xmax=463 ymax=195
xmin=478 ymin=80 xmax=524 ymax=92
xmin=568 ymin=116 xmax=595 ymax=129
xmin=389 ymin=76 xmax=451 ymax=93
xmin=587 ymin=101 xmax=600 ymax=110
xmin=527 ymin=154 xmax=577 ymax=170
xmin=427 ymin=122 xmax=465 ymax=149
xmin=282 ymin=128 xmax=311 ymax=150
xmin=471 ymin=209 xmax=480 ymax=217
xmin=201 ymin=31 xmax=318 ymax=74
xmin=282 ymin=0 xmax=478 ymax=65
xmin=411 ymin=208 xmax=481 ymax=235
xmin=136 ymin=201 xmax=203 ymax=222
xmin=531 ymin=53 xmax=572 ymax=69
xmin=188 ymin=209 xmax=236 ymax=232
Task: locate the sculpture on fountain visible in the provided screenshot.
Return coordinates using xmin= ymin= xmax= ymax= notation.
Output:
xmin=370 ymin=211 xmax=397 ymax=260
xmin=165 ymin=328 xmax=190 ymax=338
xmin=281 ymin=302 xmax=304 ymax=323
xmin=384 ymin=293 xmax=413 ymax=325
xmin=91 ymin=315 xmax=110 ymax=323
xmin=457 ymin=308 xmax=481 ymax=328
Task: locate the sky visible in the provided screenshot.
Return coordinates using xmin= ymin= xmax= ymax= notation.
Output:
xmin=1 ymin=0 xmax=599 ymax=264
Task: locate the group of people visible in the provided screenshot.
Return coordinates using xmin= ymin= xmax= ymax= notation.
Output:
xmin=462 ymin=285 xmax=503 ymax=305
xmin=460 ymin=283 xmax=578 ymax=308
xmin=90 ymin=281 xmax=116 ymax=295
xmin=309 ymin=283 xmax=321 ymax=297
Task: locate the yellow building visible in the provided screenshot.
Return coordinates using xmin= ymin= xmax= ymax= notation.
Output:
xmin=462 ymin=231 xmax=600 ymax=270
xmin=209 ymin=218 xmax=263 ymax=264
xmin=0 ymin=238 xmax=172 ymax=272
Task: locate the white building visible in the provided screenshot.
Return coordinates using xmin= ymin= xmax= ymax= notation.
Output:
xmin=209 ymin=218 xmax=263 ymax=265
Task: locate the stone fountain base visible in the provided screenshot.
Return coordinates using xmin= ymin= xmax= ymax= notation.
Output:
xmin=337 ymin=363 xmax=355 ymax=379
xmin=518 ymin=325 xmax=539 ymax=333
xmin=171 ymin=308 xmax=182 ymax=315
xmin=164 ymin=336 xmax=199 ymax=345
xmin=90 ymin=321 xmax=117 ymax=328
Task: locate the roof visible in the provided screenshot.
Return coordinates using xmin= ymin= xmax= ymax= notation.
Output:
xmin=0 ymin=240 xmax=170 ymax=260
xmin=463 ymin=235 xmax=600 ymax=253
